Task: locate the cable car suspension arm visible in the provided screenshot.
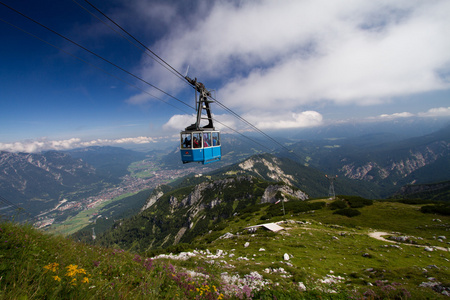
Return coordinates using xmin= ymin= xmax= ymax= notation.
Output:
xmin=185 ymin=76 xmax=215 ymax=131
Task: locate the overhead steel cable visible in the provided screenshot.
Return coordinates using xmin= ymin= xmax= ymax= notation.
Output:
xmin=0 ymin=195 xmax=37 ymax=223
xmin=0 ymin=10 xmax=271 ymax=152
xmin=77 ymin=1 xmax=299 ymax=156
xmin=0 ymin=1 xmax=291 ymax=154
xmin=0 ymin=17 xmax=194 ymax=116
xmin=72 ymin=0 xmax=188 ymax=85
xmin=81 ymin=0 xmax=187 ymax=82
xmin=212 ymin=97 xmax=296 ymax=155
xmin=0 ymin=1 xmax=193 ymax=111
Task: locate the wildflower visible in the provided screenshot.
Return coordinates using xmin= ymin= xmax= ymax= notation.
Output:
xmin=70 ymin=278 xmax=77 ymax=286
xmin=82 ymin=277 xmax=89 ymax=284
xmin=66 ymin=264 xmax=79 ymax=277
xmin=66 ymin=264 xmax=86 ymax=277
xmin=53 ymin=275 xmax=61 ymax=282
xmin=44 ymin=263 xmax=59 ymax=273
xmin=77 ymin=267 xmax=87 ymax=275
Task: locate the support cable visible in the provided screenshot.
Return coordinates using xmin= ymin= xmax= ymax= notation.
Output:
xmin=0 ymin=1 xmax=192 ymax=110
xmin=73 ymin=0 xmax=188 ymax=84
xmin=0 ymin=195 xmax=37 ymax=223
xmin=0 ymin=17 xmax=194 ymax=115
xmin=76 ymin=0 xmax=299 ymax=157
xmin=82 ymin=0 xmax=186 ymax=81
xmin=0 ymin=1 xmax=293 ymax=155
xmin=0 ymin=16 xmax=269 ymax=151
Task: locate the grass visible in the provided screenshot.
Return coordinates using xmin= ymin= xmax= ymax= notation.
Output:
xmin=0 ymin=221 xmax=226 ymax=299
xmin=190 ymin=199 xmax=450 ymax=298
xmin=1 ymin=198 xmax=450 ymax=299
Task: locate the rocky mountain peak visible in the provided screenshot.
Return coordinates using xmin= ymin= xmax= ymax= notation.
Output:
xmin=238 ymin=155 xmax=295 ymax=186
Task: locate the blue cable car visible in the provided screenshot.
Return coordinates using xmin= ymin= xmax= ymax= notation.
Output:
xmin=180 ymin=77 xmax=221 ymax=165
xmin=180 ymin=130 xmax=221 ymax=164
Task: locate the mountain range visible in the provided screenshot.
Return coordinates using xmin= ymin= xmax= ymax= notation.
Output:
xmin=0 ymin=151 xmax=104 ymax=215
xmin=0 ymin=123 xmax=448 ymax=222
xmin=285 ymin=124 xmax=450 ymax=197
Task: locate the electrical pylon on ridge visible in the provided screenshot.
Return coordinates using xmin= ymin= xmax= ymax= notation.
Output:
xmin=325 ymin=175 xmax=338 ymax=200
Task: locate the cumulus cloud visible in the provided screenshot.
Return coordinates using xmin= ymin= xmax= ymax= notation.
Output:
xmin=243 ymin=111 xmax=323 ymax=130
xmin=129 ymin=0 xmax=450 ymax=117
xmin=379 ymin=112 xmax=415 ymax=119
xmin=0 ymin=136 xmax=158 ymax=153
xmin=162 ymin=110 xmax=323 ymax=132
xmin=163 ymin=113 xmax=237 ymax=132
xmin=375 ymin=106 xmax=450 ymax=120
xmin=418 ymin=106 xmax=450 ymax=117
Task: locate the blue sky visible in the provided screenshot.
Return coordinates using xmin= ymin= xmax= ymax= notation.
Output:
xmin=1 ymin=0 xmax=449 ymax=153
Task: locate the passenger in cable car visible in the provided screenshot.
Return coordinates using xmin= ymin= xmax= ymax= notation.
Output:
xmin=183 ymin=136 xmax=191 ymax=148
xmin=193 ymin=137 xmax=200 ymax=148
xmin=212 ymin=132 xmax=220 ymax=146
xmin=203 ymin=133 xmax=211 ymax=147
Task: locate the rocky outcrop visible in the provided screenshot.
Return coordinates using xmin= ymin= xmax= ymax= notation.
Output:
xmin=141 ymin=187 xmax=165 ymax=211
xmin=261 ymin=185 xmax=308 ymax=204
xmin=239 ymin=156 xmax=295 ymax=186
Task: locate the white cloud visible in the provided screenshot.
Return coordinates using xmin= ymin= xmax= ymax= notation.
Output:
xmin=243 ymin=111 xmax=323 ymax=130
xmin=162 ymin=114 xmax=196 ymax=131
xmin=374 ymin=106 xmax=450 ymax=120
xmin=418 ymin=106 xmax=450 ymax=117
xmin=130 ymin=0 xmax=450 ymax=116
xmin=162 ymin=110 xmax=322 ymax=132
xmin=379 ymin=112 xmax=415 ymax=119
xmin=163 ymin=113 xmax=237 ymax=132
xmin=0 ymin=136 xmax=158 ymax=153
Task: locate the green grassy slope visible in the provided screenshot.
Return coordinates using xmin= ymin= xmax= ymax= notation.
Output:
xmin=1 ymin=198 xmax=449 ymax=299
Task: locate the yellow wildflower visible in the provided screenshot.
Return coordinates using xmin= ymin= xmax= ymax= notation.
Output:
xmin=81 ymin=277 xmax=89 ymax=284
xmin=53 ymin=275 xmax=61 ymax=282
xmin=77 ymin=267 xmax=87 ymax=275
xmin=70 ymin=278 xmax=77 ymax=286
xmin=66 ymin=264 xmax=80 ymax=277
xmin=44 ymin=263 xmax=59 ymax=273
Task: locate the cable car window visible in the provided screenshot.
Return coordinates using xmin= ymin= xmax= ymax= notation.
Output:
xmin=203 ymin=132 xmax=211 ymax=148
xmin=192 ymin=133 xmax=202 ymax=148
xmin=181 ymin=133 xmax=191 ymax=149
xmin=212 ymin=132 xmax=220 ymax=146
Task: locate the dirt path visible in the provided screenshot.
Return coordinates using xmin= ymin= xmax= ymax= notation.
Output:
xmin=368 ymin=231 xmax=394 ymax=242
xmin=368 ymin=231 xmax=449 ymax=252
